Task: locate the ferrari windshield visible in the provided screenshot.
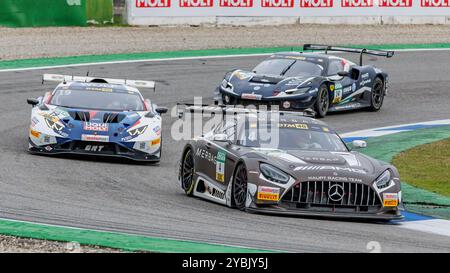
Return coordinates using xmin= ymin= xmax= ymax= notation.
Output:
xmin=237 ymin=127 xmax=347 ymax=152
xmin=50 ymin=88 xmax=145 ymax=111
xmin=253 ymin=58 xmax=323 ymax=77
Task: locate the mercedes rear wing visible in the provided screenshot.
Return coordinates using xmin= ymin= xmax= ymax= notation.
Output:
xmin=176 ymin=103 xmax=316 ymax=119
xmin=303 ymin=44 xmax=394 ymax=66
xmin=42 ymin=74 xmax=156 ymax=90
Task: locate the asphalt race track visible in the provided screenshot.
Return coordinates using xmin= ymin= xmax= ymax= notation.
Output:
xmin=1 ymin=50 xmax=450 ymax=252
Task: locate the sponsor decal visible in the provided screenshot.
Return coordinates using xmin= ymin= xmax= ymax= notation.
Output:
xmin=84 ymin=145 xmax=105 ymax=152
xmin=330 ymin=84 xmax=335 ymax=91
xmin=81 ymin=134 xmax=109 ymax=142
xmin=241 ymin=93 xmax=262 ymax=100
xmin=300 ymin=0 xmax=333 ymax=7
xmin=333 ymin=87 xmax=343 ymax=103
xmin=31 ymin=117 xmax=39 ymax=127
xmin=216 ymin=150 xmax=226 ymax=182
xmin=220 ymin=0 xmax=253 ymax=6
xmin=136 ymin=0 xmax=171 ymax=8
xmin=383 ymin=193 xmax=399 ymax=207
xmin=257 ymin=186 xmax=280 ymax=201
xmin=379 ymin=0 xmax=412 ymax=7
xmin=421 ymin=0 xmax=450 ymax=6
xmin=206 ymin=185 xmax=225 ymax=200
xmin=179 ymin=0 xmax=213 ymax=7
xmin=359 ymin=78 xmax=371 ymax=87
xmin=83 ymin=122 xmax=109 ymax=132
xmin=342 ymin=0 xmax=372 ymax=7
xmin=308 ymin=176 xmax=363 ymax=183
xmin=294 ymin=165 xmax=367 ymax=174
xmin=261 ymin=0 xmax=294 ymax=7
xmin=196 ymin=147 xmax=216 ymax=164
xmin=278 ymin=123 xmax=309 ymax=130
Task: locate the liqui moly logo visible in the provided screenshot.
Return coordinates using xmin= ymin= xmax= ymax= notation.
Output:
xmin=83 ymin=122 xmax=109 ymax=132
xmin=300 ymin=0 xmax=333 ymax=7
xmin=342 ymin=0 xmax=372 ymax=7
xmin=379 ymin=0 xmax=412 ymax=7
xmin=220 ymin=0 xmax=253 ymax=6
xmin=136 ymin=0 xmax=171 ymax=7
xmin=421 ymin=0 xmax=450 ymax=7
xmin=179 ymin=0 xmax=213 ymax=7
xmin=261 ymin=0 xmax=294 ymax=7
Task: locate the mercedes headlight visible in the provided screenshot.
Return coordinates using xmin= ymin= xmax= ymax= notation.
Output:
xmin=285 ymin=86 xmax=310 ymax=95
xmin=128 ymin=125 xmax=148 ymax=136
xmin=44 ymin=118 xmax=64 ymax=131
xmin=260 ymin=163 xmax=290 ymax=184
xmin=375 ymin=169 xmax=393 ymax=189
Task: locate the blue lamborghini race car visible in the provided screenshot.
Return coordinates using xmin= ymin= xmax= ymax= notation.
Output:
xmin=214 ymin=44 xmax=394 ymax=117
xmin=27 ymin=74 xmax=167 ymax=162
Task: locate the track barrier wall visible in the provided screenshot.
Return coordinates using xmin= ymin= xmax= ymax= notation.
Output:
xmin=126 ymin=0 xmax=450 ymax=25
xmin=0 ymin=0 xmax=113 ymax=27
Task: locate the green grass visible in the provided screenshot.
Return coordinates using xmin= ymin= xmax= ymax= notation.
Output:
xmin=393 ymin=138 xmax=450 ymax=197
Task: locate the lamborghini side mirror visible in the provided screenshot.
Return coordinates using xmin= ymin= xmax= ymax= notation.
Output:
xmin=27 ymin=98 xmax=39 ymax=106
xmin=156 ymin=107 xmax=168 ymax=114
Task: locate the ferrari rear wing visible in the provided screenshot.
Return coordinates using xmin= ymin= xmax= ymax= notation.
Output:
xmin=176 ymin=103 xmax=315 ymax=119
xmin=303 ymin=44 xmax=394 ymax=66
xmin=42 ymin=74 xmax=156 ymax=90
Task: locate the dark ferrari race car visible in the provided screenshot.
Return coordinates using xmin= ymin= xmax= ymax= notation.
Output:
xmin=178 ymin=106 xmax=403 ymax=220
xmin=27 ymin=74 xmax=167 ymax=162
xmin=214 ymin=44 xmax=394 ymax=117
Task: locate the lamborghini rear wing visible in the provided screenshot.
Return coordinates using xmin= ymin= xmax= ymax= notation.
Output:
xmin=176 ymin=103 xmax=316 ymax=119
xmin=42 ymin=74 xmax=156 ymax=90
xmin=303 ymin=44 xmax=394 ymax=66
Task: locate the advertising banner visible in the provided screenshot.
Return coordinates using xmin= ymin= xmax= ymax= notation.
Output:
xmin=128 ymin=0 xmax=450 ymax=21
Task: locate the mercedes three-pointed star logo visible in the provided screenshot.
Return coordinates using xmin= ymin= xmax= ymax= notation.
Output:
xmin=328 ymin=183 xmax=345 ymax=202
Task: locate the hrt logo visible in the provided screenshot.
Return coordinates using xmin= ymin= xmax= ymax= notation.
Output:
xmin=220 ymin=0 xmax=253 ymax=7
xmin=136 ymin=0 xmax=171 ymax=7
xmin=342 ymin=0 xmax=372 ymax=7
xmin=421 ymin=0 xmax=450 ymax=7
xmin=261 ymin=0 xmax=294 ymax=7
xmin=300 ymin=0 xmax=333 ymax=7
xmin=84 ymin=145 xmax=105 ymax=152
xmin=379 ymin=0 xmax=412 ymax=7
xmin=180 ymin=0 xmax=213 ymax=7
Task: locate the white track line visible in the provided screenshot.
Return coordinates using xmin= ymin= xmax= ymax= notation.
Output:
xmin=1 ymin=47 xmax=450 ymax=73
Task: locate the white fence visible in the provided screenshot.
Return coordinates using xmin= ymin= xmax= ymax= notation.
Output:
xmin=126 ymin=0 xmax=450 ymax=25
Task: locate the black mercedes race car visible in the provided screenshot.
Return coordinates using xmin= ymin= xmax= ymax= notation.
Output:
xmin=178 ymin=106 xmax=403 ymax=220
xmin=214 ymin=44 xmax=394 ymax=117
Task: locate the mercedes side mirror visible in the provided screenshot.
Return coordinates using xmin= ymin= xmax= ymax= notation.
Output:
xmin=352 ymin=140 xmax=367 ymax=149
xmin=213 ymin=133 xmax=228 ymax=142
xmin=156 ymin=107 xmax=168 ymax=114
xmin=27 ymin=98 xmax=39 ymax=106
xmin=337 ymin=71 xmax=350 ymax=77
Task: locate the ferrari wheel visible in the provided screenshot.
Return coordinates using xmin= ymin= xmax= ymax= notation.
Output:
xmin=181 ymin=148 xmax=195 ymax=196
xmin=232 ymin=164 xmax=248 ymax=210
xmin=369 ymin=77 xmax=384 ymax=111
xmin=314 ymin=84 xmax=329 ymax=118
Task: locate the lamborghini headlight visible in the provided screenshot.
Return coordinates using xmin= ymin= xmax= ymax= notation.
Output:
xmin=128 ymin=125 xmax=148 ymax=136
xmin=375 ymin=169 xmax=393 ymax=189
xmin=260 ymin=163 xmax=290 ymax=184
xmin=285 ymin=86 xmax=310 ymax=95
xmin=44 ymin=118 xmax=64 ymax=131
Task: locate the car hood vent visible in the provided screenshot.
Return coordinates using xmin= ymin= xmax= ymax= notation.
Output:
xmin=69 ymin=111 xmax=90 ymax=122
xmin=103 ymin=113 xmax=126 ymax=123
xmin=249 ymin=75 xmax=284 ymax=84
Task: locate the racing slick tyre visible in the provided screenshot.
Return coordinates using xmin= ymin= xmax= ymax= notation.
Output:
xmin=314 ymin=84 xmax=330 ymax=118
xmin=181 ymin=148 xmax=195 ymax=196
xmin=232 ymin=163 xmax=248 ymax=211
xmin=369 ymin=77 xmax=385 ymax=111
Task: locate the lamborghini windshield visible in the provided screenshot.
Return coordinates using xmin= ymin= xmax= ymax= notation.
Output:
xmin=50 ymin=88 xmax=145 ymax=111
xmin=252 ymin=58 xmax=323 ymax=77
xmin=237 ymin=125 xmax=347 ymax=152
